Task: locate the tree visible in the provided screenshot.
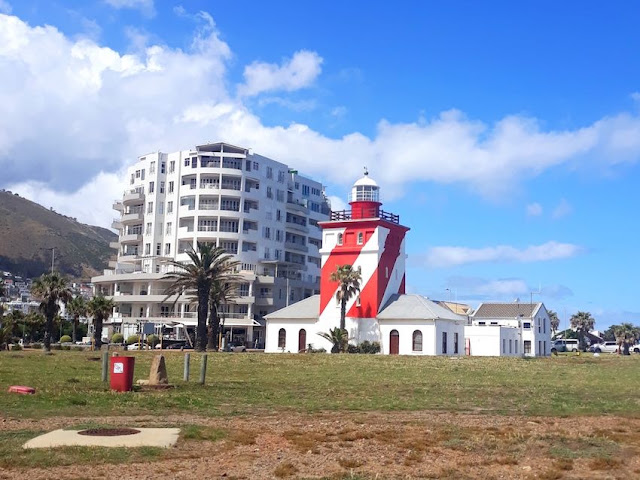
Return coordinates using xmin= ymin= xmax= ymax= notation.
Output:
xmin=612 ymin=323 xmax=639 ymax=355
xmin=548 ymin=310 xmax=560 ymax=337
xmin=163 ymin=243 xmax=238 ymax=352
xmin=318 ymin=327 xmax=349 ymax=353
xmin=207 ymin=277 xmax=239 ymax=351
xmin=66 ymin=296 xmax=87 ymax=343
xmin=330 ymin=265 xmax=362 ymax=332
xmin=569 ymin=311 xmax=595 ymax=351
xmin=87 ymin=295 xmax=115 ymax=350
xmin=31 ymin=273 xmax=72 ymax=352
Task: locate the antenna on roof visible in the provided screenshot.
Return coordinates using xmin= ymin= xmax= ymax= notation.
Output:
xmin=363 ymin=166 xmax=368 ymax=176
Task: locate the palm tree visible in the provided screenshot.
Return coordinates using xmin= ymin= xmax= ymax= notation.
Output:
xmin=613 ymin=323 xmax=639 ymax=355
xmin=163 ymin=243 xmax=238 ymax=352
xmin=87 ymin=295 xmax=115 ymax=350
xmin=548 ymin=310 xmax=560 ymax=337
xmin=66 ymin=296 xmax=87 ymax=343
xmin=318 ymin=327 xmax=350 ymax=353
xmin=569 ymin=311 xmax=595 ymax=351
xmin=31 ymin=273 xmax=72 ymax=352
xmin=207 ymin=278 xmax=240 ymax=351
xmin=330 ymin=265 xmax=362 ymax=332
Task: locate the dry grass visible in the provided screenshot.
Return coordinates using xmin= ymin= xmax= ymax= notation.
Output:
xmin=590 ymin=456 xmax=623 ymax=470
xmin=273 ymin=461 xmax=298 ymax=478
xmin=338 ymin=457 xmax=363 ymax=469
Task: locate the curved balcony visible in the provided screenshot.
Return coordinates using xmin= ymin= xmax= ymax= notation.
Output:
xmin=123 ymin=190 xmax=144 ymax=205
xmin=177 ymin=226 xmax=195 ymax=240
xmin=121 ymin=211 xmax=144 ymax=224
xmin=120 ymin=233 xmax=143 ymax=245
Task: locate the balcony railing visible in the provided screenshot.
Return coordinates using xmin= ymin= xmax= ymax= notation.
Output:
xmin=329 ymin=208 xmax=400 ymax=224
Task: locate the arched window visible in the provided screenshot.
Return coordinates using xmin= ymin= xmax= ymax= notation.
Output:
xmin=278 ymin=328 xmax=286 ymax=349
xmin=357 ymin=232 xmax=363 ymax=245
xmin=412 ymin=330 xmax=423 ymax=352
xmin=337 ymin=233 xmax=343 ymax=245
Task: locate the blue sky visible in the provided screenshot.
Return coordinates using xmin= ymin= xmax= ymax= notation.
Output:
xmin=1 ymin=0 xmax=639 ymax=330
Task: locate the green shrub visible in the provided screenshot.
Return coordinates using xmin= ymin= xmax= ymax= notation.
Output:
xmin=60 ymin=335 xmax=72 ymax=343
xmin=52 ymin=344 xmax=62 ymax=350
xmin=111 ymin=333 xmax=124 ymax=344
xmin=146 ymin=334 xmax=159 ymax=347
xmin=11 ymin=344 xmax=22 ymax=351
xmin=126 ymin=335 xmax=140 ymax=345
xmin=358 ymin=341 xmax=381 ymax=354
xmin=346 ymin=344 xmax=359 ymax=354
xmin=306 ymin=344 xmax=326 ymax=353
xmin=62 ymin=345 xmax=71 ymax=351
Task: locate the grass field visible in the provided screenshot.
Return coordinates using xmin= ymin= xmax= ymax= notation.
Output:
xmin=1 ymin=351 xmax=640 ymax=479
xmin=1 ymin=350 xmax=639 ymax=418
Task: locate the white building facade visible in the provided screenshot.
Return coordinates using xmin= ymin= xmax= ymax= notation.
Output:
xmin=92 ymin=142 xmax=329 ymax=346
xmin=466 ymin=302 xmax=552 ymax=357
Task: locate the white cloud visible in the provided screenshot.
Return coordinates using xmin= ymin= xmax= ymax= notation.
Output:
xmin=526 ymin=202 xmax=542 ymax=216
xmin=632 ymin=92 xmax=640 ymax=102
xmin=238 ymin=50 xmax=323 ymax=97
xmin=424 ymin=241 xmax=583 ymax=268
xmin=104 ymin=0 xmax=154 ymax=17
xmin=0 ymin=1 xmax=11 ymax=14
xmin=257 ymin=96 xmax=317 ymax=112
xmin=552 ymin=198 xmax=573 ymax=219
xmin=2 ymin=12 xmax=640 ymax=228
xmin=331 ymin=106 xmax=348 ymax=118
xmin=327 ymin=195 xmax=347 ymax=212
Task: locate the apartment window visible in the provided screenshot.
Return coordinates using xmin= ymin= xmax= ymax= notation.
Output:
xmin=169 ymin=161 xmax=175 ymax=173
xmin=141 ymin=169 xmax=145 ymax=180
xmin=442 ymin=332 xmax=448 ymax=354
xmin=184 ymin=158 xmax=190 ymax=167
xmin=168 ymin=181 xmax=174 ymax=193
xmin=144 ymin=243 xmax=150 ymax=255
xmin=164 ymin=243 xmax=171 ymax=255
xmin=263 ymin=227 xmax=271 ymax=239
xmin=145 ymin=222 xmax=152 ymax=235
xmin=311 ymin=187 xmax=321 ymax=196
xmin=147 ymin=202 xmax=153 ymax=214
xmin=160 ymin=181 xmax=165 ymax=194
xmin=136 ymin=170 xmax=141 ymax=178
xmin=161 ymin=162 xmax=165 ymax=174
xmin=130 ymin=173 xmax=134 ymax=185
xmin=150 ymin=161 xmax=156 ymax=173
xmin=274 ymin=249 xmax=281 ymax=259
xmin=295 ymin=182 xmax=300 ymax=190
xmin=454 ymin=333 xmax=459 ymax=354
xmin=266 ymin=186 xmax=273 ymax=199
xmin=523 ymin=322 xmax=531 ymax=329
xmin=275 ymin=230 xmax=282 ymax=242
xmin=337 ymin=233 xmax=343 ymax=245
xmin=167 ymin=201 xmax=173 ymax=213
xmin=278 ymin=328 xmax=286 ymax=349
xmin=276 ymin=190 xmax=285 ymax=202
xmin=253 ymin=161 xmax=259 ymax=171
xmin=357 ymin=232 xmax=364 ymax=245
xmin=302 ymin=185 xmax=310 ymax=196
xmin=158 ymin=203 xmax=164 ymax=214
xmin=266 ymin=166 xmax=273 ymax=179
xmin=276 ymin=209 xmax=282 ymax=221
xmin=166 ymin=222 xmax=172 ymax=235
xmin=412 ymin=330 xmax=423 ymax=352
xmin=524 ymin=341 xmax=531 ymax=354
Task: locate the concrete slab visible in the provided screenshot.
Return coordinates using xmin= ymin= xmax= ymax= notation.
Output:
xmin=23 ymin=428 xmax=180 ymax=449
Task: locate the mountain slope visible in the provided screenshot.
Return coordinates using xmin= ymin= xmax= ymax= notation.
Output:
xmin=0 ymin=190 xmax=116 ymax=279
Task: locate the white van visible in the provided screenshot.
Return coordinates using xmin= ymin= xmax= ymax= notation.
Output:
xmin=551 ymin=339 xmax=579 ymax=353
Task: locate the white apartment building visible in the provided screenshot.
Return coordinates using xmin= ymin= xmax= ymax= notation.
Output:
xmin=466 ymin=302 xmax=552 ymax=356
xmin=92 ymin=142 xmax=329 ymax=347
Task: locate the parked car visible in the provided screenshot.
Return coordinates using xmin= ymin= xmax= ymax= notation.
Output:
xmin=591 ymin=341 xmax=620 ymax=354
xmin=551 ymin=339 xmax=579 ymax=353
xmin=127 ymin=343 xmax=151 ymax=351
xmin=225 ymin=342 xmax=247 ymax=353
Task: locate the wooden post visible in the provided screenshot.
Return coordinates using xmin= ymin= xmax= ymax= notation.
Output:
xmin=199 ymin=354 xmax=207 ymax=385
xmin=183 ymin=353 xmax=190 ymax=382
xmin=101 ymin=350 xmax=109 ymax=383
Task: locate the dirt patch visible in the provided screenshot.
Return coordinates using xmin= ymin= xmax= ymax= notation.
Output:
xmin=2 ymin=411 xmax=640 ymax=479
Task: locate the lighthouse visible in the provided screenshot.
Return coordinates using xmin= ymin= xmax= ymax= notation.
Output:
xmin=317 ymin=169 xmax=410 ymax=335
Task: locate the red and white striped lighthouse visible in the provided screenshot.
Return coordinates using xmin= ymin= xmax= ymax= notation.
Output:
xmin=318 ymin=169 xmax=409 ymax=327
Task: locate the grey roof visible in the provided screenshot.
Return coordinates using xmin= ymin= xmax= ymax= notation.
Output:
xmin=472 ymin=302 xmax=542 ymax=319
xmin=377 ymin=294 xmax=466 ymax=321
xmin=264 ymin=295 xmax=319 ymax=320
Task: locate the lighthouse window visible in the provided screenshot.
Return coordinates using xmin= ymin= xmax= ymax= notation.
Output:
xmin=337 ymin=233 xmax=343 ymax=245
xmin=385 ymin=267 xmax=389 ymax=278
xmin=357 ymin=232 xmax=363 ymax=245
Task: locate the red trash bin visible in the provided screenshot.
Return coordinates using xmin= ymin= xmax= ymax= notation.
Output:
xmin=110 ymin=356 xmax=135 ymax=392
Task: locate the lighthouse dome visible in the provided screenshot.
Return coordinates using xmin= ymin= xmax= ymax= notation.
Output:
xmin=349 ymin=168 xmax=380 ymax=203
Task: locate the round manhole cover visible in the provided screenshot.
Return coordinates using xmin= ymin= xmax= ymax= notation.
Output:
xmin=78 ymin=428 xmax=141 ymax=437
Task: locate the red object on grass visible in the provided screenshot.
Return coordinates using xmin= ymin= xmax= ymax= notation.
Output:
xmin=110 ymin=356 xmax=135 ymax=392
xmin=8 ymin=385 xmax=36 ymax=394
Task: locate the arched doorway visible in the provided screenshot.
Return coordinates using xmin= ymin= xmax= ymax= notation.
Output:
xmin=298 ymin=329 xmax=307 ymax=352
xmin=390 ymin=330 xmax=399 ymax=355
